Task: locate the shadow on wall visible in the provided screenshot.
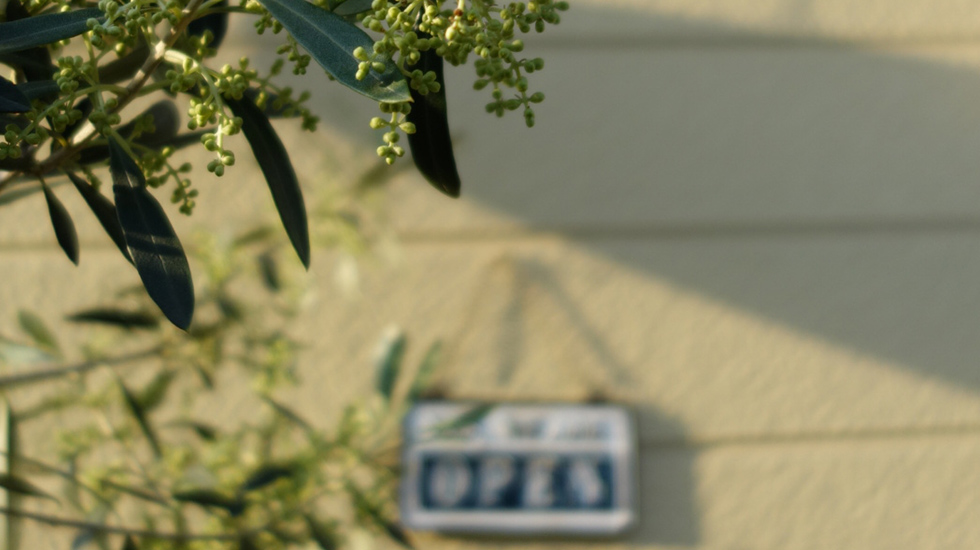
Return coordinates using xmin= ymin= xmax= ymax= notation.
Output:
xmin=442 ymin=2 xmax=980 ymax=394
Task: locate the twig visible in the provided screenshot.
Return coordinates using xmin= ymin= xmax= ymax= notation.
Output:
xmin=0 ymin=347 xmax=161 ymax=388
xmin=0 ymin=506 xmax=244 ymax=541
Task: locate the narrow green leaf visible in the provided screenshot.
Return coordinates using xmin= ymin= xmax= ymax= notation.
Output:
xmin=66 ymin=171 xmax=133 ymax=264
xmin=0 ymin=76 xmax=30 ymax=113
xmin=108 ymin=137 xmax=195 ymax=330
xmin=304 ymin=514 xmax=339 ymax=550
xmin=121 ymin=535 xmax=139 ymax=550
xmin=16 ymin=310 xmax=59 ymax=355
xmin=0 ymin=8 xmax=104 ymax=55
xmin=98 ymin=42 xmax=149 ymax=84
xmin=260 ymin=396 xmax=315 ymax=435
xmin=167 ymin=420 xmax=217 ymax=441
xmin=172 ymin=489 xmax=244 ymax=516
xmin=407 ymin=43 xmax=460 ymax=197
xmin=374 ymin=328 xmax=406 ymax=402
xmin=117 ymin=379 xmax=162 ymax=458
xmin=252 ymin=0 xmax=409 ymax=102
xmin=14 ymin=80 xmax=60 ymax=101
xmin=257 ymin=251 xmax=281 ymax=292
xmin=3 ymin=0 xmax=56 ymax=84
xmin=407 ymin=341 xmax=442 ymax=403
xmin=346 ymin=484 xmax=414 ymax=549
xmin=226 ymin=91 xmax=310 ymax=268
xmin=332 ymin=0 xmax=374 ymax=16
xmin=239 ymin=463 xmax=296 ymax=493
xmin=432 ymin=404 xmax=494 ymax=434
xmin=0 ymin=473 xmax=57 ymax=502
xmin=137 ymin=369 xmax=176 ymax=412
xmin=40 ymin=180 xmax=80 ymax=265
xmin=65 ymin=308 xmax=159 ymax=329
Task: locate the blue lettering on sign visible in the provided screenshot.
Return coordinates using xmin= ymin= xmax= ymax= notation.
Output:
xmin=419 ymin=454 xmax=614 ymax=510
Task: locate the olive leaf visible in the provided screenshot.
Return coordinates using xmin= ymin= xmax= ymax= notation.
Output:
xmin=137 ymin=369 xmax=177 ymax=412
xmin=14 ymin=80 xmax=60 ymax=101
xmin=226 ymin=90 xmax=310 ymax=268
xmin=121 ymin=535 xmax=139 ymax=550
xmin=66 ymin=171 xmax=133 ymax=264
xmin=97 ymin=41 xmax=150 ymax=84
xmin=17 ymin=310 xmax=59 ymax=355
xmin=0 ymin=473 xmax=57 ymax=502
xmin=304 ymin=513 xmax=340 ymax=550
xmin=431 ymin=403 xmax=494 ymax=434
xmin=65 ymin=307 xmax=159 ymax=329
xmin=3 ymin=0 xmax=56 ymax=84
xmin=407 ymin=341 xmax=442 ymax=404
xmin=374 ymin=328 xmax=406 ymax=402
xmin=40 ymin=180 xmax=80 ymax=265
xmin=253 ymin=0 xmax=409 ymax=103
xmin=108 ymin=137 xmax=195 ymax=330
xmin=347 ymin=484 xmax=414 ymax=549
xmin=332 ymin=0 xmax=374 ymax=16
xmin=239 ymin=463 xmax=297 ymax=493
xmin=0 ymin=76 xmax=30 ymax=113
xmin=0 ymin=8 xmax=105 ymax=55
xmin=407 ymin=42 xmax=461 ymax=197
xmin=172 ymin=489 xmax=245 ymax=516
xmin=117 ymin=378 xmax=162 ymax=458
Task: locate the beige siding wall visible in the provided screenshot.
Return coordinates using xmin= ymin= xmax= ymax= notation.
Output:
xmin=6 ymin=1 xmax=980 ymax=548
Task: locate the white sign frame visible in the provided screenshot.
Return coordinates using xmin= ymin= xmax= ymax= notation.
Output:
xmin=400 ymin=402 xmax=636 ymax=535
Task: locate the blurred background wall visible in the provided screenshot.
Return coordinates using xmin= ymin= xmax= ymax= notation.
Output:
xmin=7 ymin=1 xmax=980 ymax=548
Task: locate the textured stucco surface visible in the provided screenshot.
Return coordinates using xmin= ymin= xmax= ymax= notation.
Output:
xmin=5 ymin=1 xmax=980 ymax=548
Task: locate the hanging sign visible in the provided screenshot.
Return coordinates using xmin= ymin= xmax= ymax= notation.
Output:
xmin=400 ymin=402 xmax=636 ymax=535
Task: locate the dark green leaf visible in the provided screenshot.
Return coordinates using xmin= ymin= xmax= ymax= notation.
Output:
xmin=347 ymin=484 xmax=414 ymax=549
xmin=138 ymin=369 xmax=176 ymax=412
xmin=41 ymin=180 xmax=79 ymax=265
xmin=172 ymin=489 xmax=244 ymax=516
xmin=261 ymin=396 xmax=315 ymax=435
xmin=0 ymin=8 xmax=104 ymax=55
xmin=407 ymin=43 xmax=460 ymax=197
xmin=252 ymin=0 xmax=409 ymax=102
xmin=374 ymin=328 xmax=405 ymax=402
xmin=432 ymin=403 xmax=493 ymax=433
xmin=0 ymin=473 xmax=57 ymax=501
xmin=187 ymin=0 xmax=229 ymax=49
xmin=117 ymin=379 xmax=162 ymax=458
xmin=17 ymin=310 xmax=59 ymax=354
xmin=304 ymin=514 xmax=339 ymax=550
xmin=407 ymin=341 xmax=442 ymax=403
xmin=0 ymin=52 xmax=52 ymax=80
xmin=65 ymin=307 xmax=159 ymax=329
xmin=332 ymin=0 xmax=374 ymax=16
xmin=226 ymin=90 xmax=310 ymax=268
xmin=237 ymin=535 xmax=259 ymax=550
xmin=3 ymin=0 xmax=56 ymax=84
xmin=167 ymin=420 xmax=217 ymax=441
xmin=121 ymin=535 xmax=139 ymax=550
xmin=109 ymin=137 xmax=195 ymax=330
xmin=239 ymin=463 xmax=296 ymax=492
xmin=98 ymin=42 xmax=149 ymax=84
xmin=66 ymin=171 xmax=133 ymax=264
xmin=257 ymin=251 xmax=281 ymax=292
xmin=0 ymin=76 xmax=30 ymax=113
xmin=14 ymin=80 xmax=60 ymax=101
